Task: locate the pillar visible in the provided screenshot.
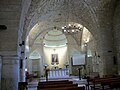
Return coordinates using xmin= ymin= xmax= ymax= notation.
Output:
xmin=97 ymin=29 xmax=114 ymax=76
xmin=69 ymin=56 xmax=72 ymax=75
xmin=19 ymin=43 xmax=26 ymax=82
xmin=1 ymin=55 xmax=19 ymax=90
xmin=118 ymin=53 xmax=120 ymax=75
xmin=0 ymin=55 xmax=2 ymax=90
xmin=19 ymin=59 xmax=26 ymax=82
xmin=39 ymin=57 xmax=44 ymax=77
xmin=113 ymin=0 xmax=120 ymax=75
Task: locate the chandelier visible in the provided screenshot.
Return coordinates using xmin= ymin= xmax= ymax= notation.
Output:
xmin=62 ymin=24 xmax=84 ymax=34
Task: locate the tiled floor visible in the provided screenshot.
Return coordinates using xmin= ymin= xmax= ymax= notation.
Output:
xmin=28 ymin=76 xmax=87 ymax=90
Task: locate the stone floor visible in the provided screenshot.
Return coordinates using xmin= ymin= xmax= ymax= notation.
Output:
xmin=28 ymin=76 xmax=87 ymax=90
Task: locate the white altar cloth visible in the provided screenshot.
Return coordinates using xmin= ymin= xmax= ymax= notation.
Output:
xmin=48 ymin=69 xmax=69 ymax=78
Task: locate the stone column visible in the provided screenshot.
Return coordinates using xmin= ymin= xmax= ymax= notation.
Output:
xmin=85 ymin=43 xmax=88 ymax=73
xmin=1 ymin=55 xmax=19 ymax=90
xmin=19 ymin=44 xmax=26 ymax=82
xmin=40 ymin=57 xmax=44 ymax=77
xmin=97 ymin=31 xmax=114 ymax=76
xmin=118 ymin=53 xmax=120 ymax=75
xmin=19 ymin=59 xmax=26 ymax=82
xmin=69 ymin=56 xmax=72 ymax=75
xmin=0 ymin=55 xmax=2 ymax=90
xmin=113 ymin=0 xmax=120 ymax=75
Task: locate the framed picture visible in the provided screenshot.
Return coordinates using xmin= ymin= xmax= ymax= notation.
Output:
xmin=51 ymin=54 xmax=59 ymax=65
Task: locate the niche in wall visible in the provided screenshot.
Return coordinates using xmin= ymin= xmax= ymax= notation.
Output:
xmin=43 ymin=46 xmax=68 ymax=68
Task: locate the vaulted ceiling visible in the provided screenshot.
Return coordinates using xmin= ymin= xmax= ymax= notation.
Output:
xmin=23 ymin=0 xmax=116 ymax=47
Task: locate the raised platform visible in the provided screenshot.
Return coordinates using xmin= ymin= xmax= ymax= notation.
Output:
xmin=48 ymin=69 xmax=69 ymax=78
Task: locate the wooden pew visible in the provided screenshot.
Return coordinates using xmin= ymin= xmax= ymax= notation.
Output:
xmin=38 ymin=80 xmax=73 ymax=85
xmin=94 ymin=77 xmax=120 ymax=90
xmin=38 ymin=86 xmax=85 ymax=90
xmin=38 ymin=80 xmax=69 ymax=84
xmin=38 ymin=83 xmax=78 ymax=88
xmin=38 ymin=80 xmax=73 ymax=90
xmin=85 ymin=77 xmax=94 ymax=90
xmin=37 ymin=80 xmax=85 ymax=90
xmin=102 ymin=78 xmax=120 ymax=90
xmin=18 ymin=82 xmax=28 ymax=90
xmin=110 ymin=81 xmax=120 ymax=89
xmin=26 ymin=74 xmax=33 ymax=82
xmin=87 ymin=77 xmax=120 ymax=90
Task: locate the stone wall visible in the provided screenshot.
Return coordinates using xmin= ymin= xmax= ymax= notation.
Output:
xmin=0 ymin=56 xmax=2 ymax=90
xmin=113 ymin=0 xmax=120 ymax=75
xmin=0 ymin=0 xmax=22 ymax=51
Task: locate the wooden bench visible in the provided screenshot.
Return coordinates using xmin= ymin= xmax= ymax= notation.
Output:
xmin=38 ymin=86 xmax=85 ymax=90
xmin=18 ymin=82 xmax=28 ymax=90
xmin=37 ymin=80 xmax=85 ymax=90
xmin=38 ymin=80 xmax=69 ymax=83
xmin=110 ymin=81 xmax=120 ymax=89
xmin=38 ymin=83 xmax=78 ymax=88
xmin=86 ymin=77 xmax=120 ymax=90
xmin=26 ymin=73 xmax=33 ymax=82
xmin=38 ymin=80 xmax=72 ymax=85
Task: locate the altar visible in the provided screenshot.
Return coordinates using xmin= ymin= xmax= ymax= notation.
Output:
xmin=48 ymin=69 xmax=69 ymax=78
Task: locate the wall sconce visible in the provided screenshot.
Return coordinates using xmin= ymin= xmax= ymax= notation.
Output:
xmin=19 ymin=41 xmax=25 ymax=46
xmin=108 ymin=50 xmax=112 ymax=52
xmin=20 ymin=59 xmax=23 ymax=69
xmin=22 ymin=41 xmax=25 ymax=45
xmin=0 ymin=25 xmax=7 ymax=30
xmin=21 ymin=51 xmax=24 ymax=54
xmin=84 ymin=43 xmax=87 ymax=46
xmin=98 ymin=55 xmax=100 ymax=58
xmin=25 ymin=68 xmax=28 ymax=72
xmin=19 ymin=43 xmax=22 ymax=46
xmin=44 ymin=64 xmax=48 ymax=69
xmin=65 ymin=64 xmax=69 ymax=69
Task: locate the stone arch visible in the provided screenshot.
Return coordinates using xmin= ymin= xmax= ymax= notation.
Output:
xmin=20 ymin=0 xmax=117 ymax=77
xmin=29 ymin=50 xmax=41 ymax=59
xmin=21 ymin=0 xmax=100 ymax=43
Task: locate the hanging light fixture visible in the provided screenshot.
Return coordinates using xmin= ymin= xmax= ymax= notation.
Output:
xmin=62 ymin=24 xmax=84 ymax=34
xmin=61 ymin=0 xmax=84 ymax=34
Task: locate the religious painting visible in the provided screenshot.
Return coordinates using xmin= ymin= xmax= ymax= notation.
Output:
xmin=51 ymin=54 xmax=59 ymax=65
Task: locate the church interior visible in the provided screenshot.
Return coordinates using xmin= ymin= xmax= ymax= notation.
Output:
xmin=0 ymin=0 xmax=120 ymax=90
